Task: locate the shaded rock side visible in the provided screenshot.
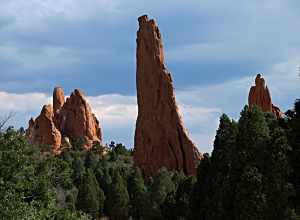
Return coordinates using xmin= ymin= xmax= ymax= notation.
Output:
xmin=134 ymin=15 xmax=201 ymax=177
xmin=27 ymin=105 xmax=62 ymax=154
xmin=248 ymin=74 xmax=283 ymax=118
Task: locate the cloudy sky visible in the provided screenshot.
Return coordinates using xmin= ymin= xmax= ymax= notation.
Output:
xmin=0 ymin=0 xmax=299 ymax=153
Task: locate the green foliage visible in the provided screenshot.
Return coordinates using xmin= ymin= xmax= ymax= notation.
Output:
xmin=76 ymin=169 xmax=105 ymax=218
xmin=1 ymin=98 xmax=300 ymax=220
xmin=127 ymin=167 xmax=147 ymax=220
xmin=287 ymin=99 xmax=300 ymax=214
xmin=106 ymin=169 xmax=130 ymax=220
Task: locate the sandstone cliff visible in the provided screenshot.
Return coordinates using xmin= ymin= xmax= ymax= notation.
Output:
xmin=134 ymin=15 xmax=201 ymax=177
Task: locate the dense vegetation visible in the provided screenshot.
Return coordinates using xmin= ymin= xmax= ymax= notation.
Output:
xmin=0 ymin=99 xmax=300 ymax=220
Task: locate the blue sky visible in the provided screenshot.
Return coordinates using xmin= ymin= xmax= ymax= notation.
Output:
xmin=0 ymin=0 xmax=299 ymax=153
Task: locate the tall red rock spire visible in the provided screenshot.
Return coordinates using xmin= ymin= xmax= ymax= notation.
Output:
xmin=134 ymin=15 xmax=201 ymax=177
xmin=248 ymin=74 xmax=283 ymax=118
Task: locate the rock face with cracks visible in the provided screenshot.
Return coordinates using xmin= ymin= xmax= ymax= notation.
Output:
xmin=134 ymin=15 xmax=201 ymax=177
xmin=248 ymin=74 xmax=283 ymax=118
xmin=27 ymin=87 xmax=102 ymax=154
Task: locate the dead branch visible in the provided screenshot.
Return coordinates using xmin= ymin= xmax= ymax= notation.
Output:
xmin=0 ymin=111 xmax=16 ymax=131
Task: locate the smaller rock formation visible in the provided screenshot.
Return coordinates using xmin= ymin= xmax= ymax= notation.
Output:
xmin=248 ymin=74 xmax=283 ymax=118
xmin=134 ymin=15 xmax=202 ymax=177
xmin=53 ymin=87 xmax=65 ymax=115
xmin=58 ymin=89 xmax=102 ymax=150
xmin=27 ymin=105 xmax=61 ymax=154
xmin=27 ymin=87 xmax=102 ymax=154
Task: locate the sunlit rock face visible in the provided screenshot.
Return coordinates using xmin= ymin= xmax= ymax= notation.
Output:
xmin=134 ymin=15 xmax=202 ymax=177
xmin=27 ymin=87 xmax=102 ymax=154
xmin=248 ymin=74 xmax=283 ymax=118
xmin=27 ymin=104 xmax=62 ymax=154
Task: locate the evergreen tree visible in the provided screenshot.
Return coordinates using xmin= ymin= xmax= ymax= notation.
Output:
xmin=76 ymin=169 xmax=105 ymax=218
xmin=189 ymin=153 xmax=211 ymax=220
xmin=205 ymin=114 xmax=238 ymax=220
xmin=72 ymin=157 xmax=85 ymax=186
xmin=287 ymin=99 xmax=300 ymax=213
xmin=234 ymin=106 xmax=270 ymax=219
xmin=107 ymin=170 xmax=130 ymax=220
xmin=263 ymin=127 xmax=290 ymax=219
xmin=127 ymin=167 xmax=147 ymax=220
xmin=174 ymin=176 xmax=196 ymax=220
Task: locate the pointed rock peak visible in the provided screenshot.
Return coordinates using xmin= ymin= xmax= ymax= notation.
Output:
xmin=41 ymin=104 xmax=54 ymax=119
xmin=53 ymin=87 xmax=65 ymax=114
xmin=134 ymin=15 xmax=201 ymax=177
xmin=138 ymin=14 xmax=148 ymax=25
xmin=255 ymin=73 xmax=266 ymax=88
xmin=137 ymin=15 xmax=164 ymax=65
xmin=73 ymin=89 xmax=85 ymax=97
xmin=27 ymin=87 xmax=103 ymax=154
xmin=248 ymin=73 xmax=283 ymax=118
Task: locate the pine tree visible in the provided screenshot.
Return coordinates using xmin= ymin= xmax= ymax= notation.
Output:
xmin=233 ymin=106 xmax=270 ymax=220
xmin=127 ymin=167 xmax=147 ymax=220
xmin=189 ymin=153 xmax=211 ymax=220
xmin=205 ymin=114 xmax=238 ymax=220
xmin=107 ymin=169 xmax=130 ymax=220
xmin=174 ymin=175 xmax=196 ymax=220
xmin=76 ymin=169 xmax=105 ymax=218
xmin=263 ymin=127 xmax=290 ymax=219
xmin=287 ymin=99 xmax=300 ymax=214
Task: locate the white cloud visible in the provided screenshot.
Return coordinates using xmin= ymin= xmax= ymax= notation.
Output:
xmin=0 ymin=91 xmax=51 ymax=112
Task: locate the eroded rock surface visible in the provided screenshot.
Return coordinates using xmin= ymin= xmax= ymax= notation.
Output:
xmin=248 ymin=74 xmax=283 ymax=118
xmin=27 ymin=105 xmax=62 ymax=154
xmin=58 ymin=89 xmax=102 ymax=150
xmin=27 ymin=88 xmax=102 ymax=153
xmin=134 ymin=15 xmax=201 ymax=177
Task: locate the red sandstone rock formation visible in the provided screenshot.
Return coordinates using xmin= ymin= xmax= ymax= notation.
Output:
xmin=53 ymin=87 xmax=65 ymax=115
xmin=248 ymin=74 xmax=283 ymax=118
xmin=27 ymin=105 xmax=62 ymax=154
xmin=58 ymin=89 xmax=102 ymax=150
xmin=27 ymin=88 xmax=102 ymax=153
xmin=133 ymin=15 xmax=201 ymax=177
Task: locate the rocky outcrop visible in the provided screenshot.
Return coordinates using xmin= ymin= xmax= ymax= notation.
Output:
xmin=27 ymin=88 xmax=102 ymax=153
xmin=27 ymin=105 xmax=62 ymax=154
xmin=248 ymin=74 xmax=283 ymax=118
xmin=133 ymin=15 xmax=201 ymax=177
xmin=58 ymin=89 xmax=102 ymax=150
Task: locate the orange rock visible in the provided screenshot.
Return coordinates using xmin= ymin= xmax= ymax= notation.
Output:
xmin=248 ymin=74 xmax=283 ymax=118
xmin=27 ymin=105 xmax=62 ymax=154
xmin=59 ymin=89 xmax=102 ymax=150
xmin=26 ymin=88 xmax=102 ymax=153
xmin=134 ymin=15 xmax=201 ymax=177
xmin=53 ymin=87 xmax=65 ymax=115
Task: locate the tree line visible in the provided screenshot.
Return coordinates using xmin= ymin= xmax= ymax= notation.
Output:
xmin=0 ymin=99 xmax=299 ymax=220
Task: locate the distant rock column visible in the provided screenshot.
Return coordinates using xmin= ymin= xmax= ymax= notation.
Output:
xmin=248 ymin=74 xmax=283 ymax=118
xmin=134 ymin=15 xmax=201 ymax=177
